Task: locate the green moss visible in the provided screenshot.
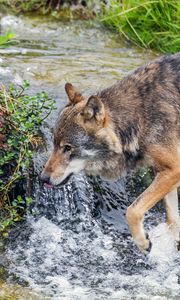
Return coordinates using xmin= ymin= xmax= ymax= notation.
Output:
xmin=101 ymin=0 xmax=180 ymax=53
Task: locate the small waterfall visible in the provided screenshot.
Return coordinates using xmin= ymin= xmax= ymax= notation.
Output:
xmin=6 ymin=171 xmax=180 ymax=299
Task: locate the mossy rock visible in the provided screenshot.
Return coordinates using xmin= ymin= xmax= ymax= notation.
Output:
xmin=0 ymin=283 xmax=48 ymax=300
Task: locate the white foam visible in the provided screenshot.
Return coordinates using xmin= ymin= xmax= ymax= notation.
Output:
xmin=0 ymin=15 xmax=23 ymax=29
xmin=0 ymin=66 xmax=10 ymax=75
xmin=149 ymin=223 xmax=177 ymax=264
xmin=13 ymin=73 xmax=23 ymax=85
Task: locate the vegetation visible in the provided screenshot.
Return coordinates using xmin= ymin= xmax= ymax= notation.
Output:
xmin=0 ymin=0 xmax=99 ymax=11
xmin=0 ymin=0 xmax=59 ymax=12
xmin=0 ymin=0 xmax=101 ymax=19
xmin=0 ymin=81 xmax=55 ymax=234
xmin=101 ymin=0 xmax=180 ymax=53
xmin=0 ymin=32 xmax=15 ymax=48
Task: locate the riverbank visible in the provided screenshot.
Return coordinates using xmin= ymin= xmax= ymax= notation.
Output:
xmin=0 ymin=0 xmax=102 ymax=19
xmin=0 ymin=0 xmax=179 ymax=53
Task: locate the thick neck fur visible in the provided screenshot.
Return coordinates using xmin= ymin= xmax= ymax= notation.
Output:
xmin=97 ymin=78 xmax=143 ymax=172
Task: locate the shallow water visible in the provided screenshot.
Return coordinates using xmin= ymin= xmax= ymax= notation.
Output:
xmin=0 ymin=14 xmax=180 ymax=300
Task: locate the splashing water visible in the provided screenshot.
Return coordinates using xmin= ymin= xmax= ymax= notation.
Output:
xmin=6 ymin=173 xmax=180 ymax=300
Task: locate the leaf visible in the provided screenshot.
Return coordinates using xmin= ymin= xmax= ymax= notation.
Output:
xmin=0 ymin=32 xmax=16 ymax=48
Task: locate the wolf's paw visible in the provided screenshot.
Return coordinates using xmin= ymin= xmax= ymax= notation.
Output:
xmin=175 ymin=232 xmax=180 ymax=251
xmin=135 ymin=233 xmax=152 ymax=254
xmin=177 ymin=241 xmax=180 ymax=251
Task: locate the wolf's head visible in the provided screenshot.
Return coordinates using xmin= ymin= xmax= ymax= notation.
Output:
xmin=41 ymin=83 xmax=123 ymax=186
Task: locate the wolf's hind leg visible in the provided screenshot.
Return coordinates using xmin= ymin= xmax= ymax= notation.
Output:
xmin=164 ymin=188 xmax=180 ymax=249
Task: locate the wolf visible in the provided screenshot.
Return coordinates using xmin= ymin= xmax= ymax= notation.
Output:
xmin=41 ymin=53 xmax=180 ymax=253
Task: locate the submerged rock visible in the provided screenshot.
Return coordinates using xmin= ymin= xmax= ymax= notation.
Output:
xmin=0 ymin=282 xmax=47 ymax=300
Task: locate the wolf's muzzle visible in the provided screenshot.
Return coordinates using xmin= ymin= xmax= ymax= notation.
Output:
xmin=40 ymin=172 xmax=51 ymax=185
xmin=40 ymin=172 xmax=73 ymax=187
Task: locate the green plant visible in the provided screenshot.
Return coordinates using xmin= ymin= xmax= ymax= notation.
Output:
xmin=0 ymin=32 xmax=15 ymax=48
xmin=0 ymin=0 xmax=98 ymax=12
xmin=0 ymin=81 xmax=56 ymax=233
xmin=101 ymin=0 xmax=180 ymax=53
xmin=0 ymin=0 xmax=44 ymax=12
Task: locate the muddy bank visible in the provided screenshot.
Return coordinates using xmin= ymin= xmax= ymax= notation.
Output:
xmin=0 ymin=0 xmax=105 ymax=20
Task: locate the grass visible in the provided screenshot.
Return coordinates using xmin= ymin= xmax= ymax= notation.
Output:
xmin=0 ymin=81 xmax=55 ymax=234
xmin=101 ymin=0 xmax=180 ymax=53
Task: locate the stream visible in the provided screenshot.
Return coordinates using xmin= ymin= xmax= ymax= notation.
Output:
xmin=0 ymin=13 xmax=180 ymax=300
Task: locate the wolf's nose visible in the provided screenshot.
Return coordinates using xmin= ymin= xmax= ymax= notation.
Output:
xmin=40 ymin=172 xmax=50 ymax=184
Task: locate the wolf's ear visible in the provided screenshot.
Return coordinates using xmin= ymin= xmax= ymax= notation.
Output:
xmin=82 ymin=96 xmax=105 ymax=122
xmin=65 ymin=83 xmax=84 ymax=104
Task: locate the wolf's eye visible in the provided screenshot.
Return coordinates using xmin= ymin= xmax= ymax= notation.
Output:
xmin=63 ymin=144 xmax=72 ymax=153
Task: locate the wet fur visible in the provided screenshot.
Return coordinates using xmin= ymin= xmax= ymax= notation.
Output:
xmin=42 ymin=53 xmax=180 ymax=253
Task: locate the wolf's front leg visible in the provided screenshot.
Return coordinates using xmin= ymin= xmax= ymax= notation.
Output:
xmin=126 ymin=168 xmax=180 ymax=253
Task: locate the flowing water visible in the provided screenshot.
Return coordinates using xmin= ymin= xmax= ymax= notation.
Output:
xmin=0 ymin=13 xmax=180 ymax=300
